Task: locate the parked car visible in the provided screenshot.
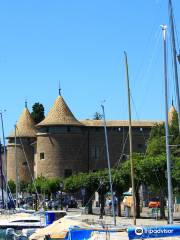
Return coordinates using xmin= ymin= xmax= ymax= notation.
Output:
xmin=63 ymin=198 xmax=78 ymax=208
xmin=148 ymin=198 xmax=160 ymax=208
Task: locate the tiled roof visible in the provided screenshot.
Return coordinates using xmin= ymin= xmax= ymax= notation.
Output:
xmin=168 ymin=104 xmax=176 ymax=124
xmin=37 ymin=95 xmax=82 ymax=126
xmin=80 ymin=120 xmax=160 ymax=127
xmin=8 ymin=107 xmax=36 ymax=138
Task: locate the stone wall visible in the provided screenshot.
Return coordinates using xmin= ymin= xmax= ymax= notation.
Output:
xmin=36 ymin=126 xmax=88 ymax=178
xmin=88 ymin=126 xmax=150 ymax=171
xmin=7 ymin=138 xmax=35 ymax=183
xmin=36 ymin=125 xmax=151 ymax=178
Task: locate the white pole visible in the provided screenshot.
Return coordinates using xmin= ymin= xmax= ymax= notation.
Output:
xmin=0 ymin=111 xmax=8 ymax=209
xmin=168 ymin=0 xmax=180 ymax=133
xmin=161 ymin=25 xmax=173 ymax=224
xmin=101 ymin=104 xmax=116 ymax=226
xmin=15 ymin=124 xmax=18 ymax=209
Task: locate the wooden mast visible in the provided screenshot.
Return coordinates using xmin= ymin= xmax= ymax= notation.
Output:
xmin=124 ymin=51 xmax=136 ymax=225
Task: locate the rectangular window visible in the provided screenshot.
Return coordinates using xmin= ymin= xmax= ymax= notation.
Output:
xmin=64 ymin=169 xmax=72 ymax=178
xmin=91 ymin=147 xmax=95 ymax=159
xmin=91 ymin=145 xmax=100 ymax=160
xmin=40 ymin=152 xmax=45 ymax=160
xmin=67 ymin=126 xmax=71 ymax=132
xmin=95 ymin=146 xmax=100 ymax=160
xmin=138 ymin=144 xmax=143 ymax=149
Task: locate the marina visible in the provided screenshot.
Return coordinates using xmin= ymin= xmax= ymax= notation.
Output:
xmin=0 ymin=0 xmax=179 ymax=239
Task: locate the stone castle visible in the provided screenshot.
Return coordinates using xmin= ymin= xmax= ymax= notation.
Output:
xmin=7 ymin=94 xmax=173 ymax=183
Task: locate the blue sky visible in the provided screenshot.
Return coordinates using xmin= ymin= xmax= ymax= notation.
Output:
xmin=0 ymin=0 xmax=180 ymax=136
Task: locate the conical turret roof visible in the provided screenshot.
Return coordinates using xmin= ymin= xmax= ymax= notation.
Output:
xmin=37 ymin=95 xmax=82 ymax=126
xmin=168 ymin=104 xmax=177 ymax=124
xmin=8 ymin=107 xmax=37 ymax=138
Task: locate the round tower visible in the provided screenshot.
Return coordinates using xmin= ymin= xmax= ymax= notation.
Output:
xmin=36 ymin=95 xmax=88 ymax=178
xmin=168 ymin=102 xmax=177 ymax=125
xmin=7 ymin=105 xmax=36 ymax=183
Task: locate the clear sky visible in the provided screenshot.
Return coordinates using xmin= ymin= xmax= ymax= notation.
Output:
xmin=0 ymin=0 xmax=180 ymax=137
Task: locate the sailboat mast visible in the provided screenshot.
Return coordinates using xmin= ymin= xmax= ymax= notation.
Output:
xmin=15 ymin=124 xmax=18 ymax=209
xmin=0 ymin=140 xmax=4 ymax=208
xmin=161 ymin=25 xmax=173 ymax=224
xmin=101 ymin=104 xmax=116 ymax=226
xmin=124 ymin=51 xmax=136 ymax=225
xmin=168 ymin=0 xmax=180 ymax=133
xmin=0 ymin=111 xmax=8 ymax=209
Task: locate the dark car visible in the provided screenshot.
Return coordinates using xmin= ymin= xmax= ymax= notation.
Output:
xmin=63 ymin=198 xmax=78 ymax=208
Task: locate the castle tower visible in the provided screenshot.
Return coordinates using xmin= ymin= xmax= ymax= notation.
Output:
xmin=168 ymin=102 xmax=177 ymax=125
xmin=7 ymin=104 xmax=36 ymax=182
xmin=36 ymin=95 xmax=88 ymax=178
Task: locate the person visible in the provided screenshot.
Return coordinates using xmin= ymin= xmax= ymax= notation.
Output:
xmin=99 ymin=194 xmax=105 ymax=219
xmin=48 ymin=200 xmax=52 ymax=210
xmin=123 ymin=196 xmax=132 ymax=217
xmin=108 ymin=198 xmax=112 ymax=209
xmin=114 ymin=196 xmax=118 ymax=215
xmin=65 ymin=204 xmax=69 ymax=212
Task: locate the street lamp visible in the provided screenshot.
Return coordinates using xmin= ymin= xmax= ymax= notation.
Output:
xmin=59 ymin=183 xmax=63 ymax=210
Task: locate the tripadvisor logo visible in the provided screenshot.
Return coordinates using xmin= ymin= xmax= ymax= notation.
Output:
xmin=135 ymin=227 xmax=143 ymax=235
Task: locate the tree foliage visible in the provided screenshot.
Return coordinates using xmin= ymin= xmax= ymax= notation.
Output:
xmin=31 ymin=103 xmax=45 ymax=124
xmin=8 ymin=179 xmax=16 ymax=194
xmin=28 ymin=176 xmax=62 ymax=196
xmin=93 ymin=112 xmax=103 ymax=120
xmin=20 ymin=180 xmax=29 ymax=193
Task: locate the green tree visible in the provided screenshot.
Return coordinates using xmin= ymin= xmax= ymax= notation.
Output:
xmin=28 ymin=176 xmax=62 ymax=200
xmin=64 ymin=169 xmax=127 ymax=216
xmin=146 ymin=123 xmax=166 ymax=155
xmin=48 ymin=178 xmax=62 ymax=196
xmin=20 ymin=180 xmax=28 ymax=193
xmin=64 ymin=172 xmax=99 ymax=214
xmin=8 ymin=179 xmax=16 ymax=194
xmin=93 ymin=112 xmax=103 ymax=120
xmin=135 ymin=109 xmax=180 ymax=219
xmin=31 ymin=103 xmax=45 ymax=124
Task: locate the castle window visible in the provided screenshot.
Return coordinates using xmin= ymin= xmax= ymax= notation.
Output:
xmin=138 ymin=143 xmax=143 ymax=149
xmin=40 ymin=152 xmax=45 ymax=160
xmin=67 ymin=126 xmax=71 ymax=132
xmin=95 ymin=146 xmax=100 ymax=160
xmin=91 ymin=147 xmax=95 ymax=159
xmin=91 ymin=146 xmax=100 ymax=160
xmin=64 ymin=169 xmax=72 ymax=178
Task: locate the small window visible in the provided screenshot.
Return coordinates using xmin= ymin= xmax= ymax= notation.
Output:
xmin=64 ymin=169 xmax=72 ymax=178
xmin=95 ymin=146 xmax=100 ymax=160
xmin=22 ymin=161 xmax=27 ymax=166
xmin=138 ymin=144 xmax=143 ymax=149
xmin=67 ymin=126 xmax=71 ymax=132
xmin=40 ymin=152 xmax=45 ymax=160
